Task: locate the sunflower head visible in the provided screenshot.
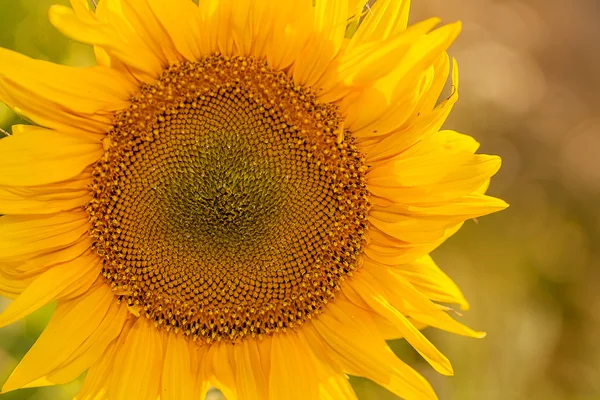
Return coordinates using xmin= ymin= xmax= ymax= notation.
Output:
xmin=0 ymin=1 xmax=507 ymax=399
xmin=90 ymin=55 xmax=370 ymax=342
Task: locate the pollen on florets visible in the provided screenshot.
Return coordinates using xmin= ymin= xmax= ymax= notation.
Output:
xmin=87 ymin=54 xmax=369 ymax=343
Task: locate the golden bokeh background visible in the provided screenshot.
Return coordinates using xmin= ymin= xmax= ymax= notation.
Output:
xmin=1 ymin=0 xmax=598 ymax=399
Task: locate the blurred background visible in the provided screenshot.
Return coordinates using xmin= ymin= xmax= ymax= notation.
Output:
xmin=0 ymin=0 xmax=598 ymax=399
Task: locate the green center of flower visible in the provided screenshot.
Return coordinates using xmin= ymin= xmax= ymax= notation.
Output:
xmin=88 ymin=55 xmax=369 ymax=343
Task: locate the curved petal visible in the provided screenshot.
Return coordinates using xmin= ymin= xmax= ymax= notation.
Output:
xmin=312 ymin=300 xmax=437 ymax=400
xmin=367 ymin=130 xmax=504 ymax=211
xmin=190 ymin=343 xmax=210 ymax=400
xmin=360 ymin=53 xmax=452 ymax=162
xmin=363 ymin=129 xmax=508 ymax=251
xmin=0 ymin=250 xmax=101 ymax=328
xmin=385 ymin=255 xmax=470 ymax=310
xmin=109 ymin=317 xmax=164 ymax=400
xmin=342 ymin=23 xmax=460 ymax=142
xmin=1 ymin=283 xmax=124 ymax=392
xmin=75 ymin=319 xmax=135 ymax=400
xmin=291 ymin=0 xmax=349 ymax=87
xmin=364 ymin=221 xmax=463 ymax=265
xmin=348 ymin=0 xmax=412 ymax=47
xmin=147 ymin=0 xmax=204 ymax=61
xmin=0 ymin=234 xmax=91 ymax=275
xmin=0 ymin=169 xmax=92 ymax=215
xmin=319 ymin=370 xmax=358 ymax=400
xmin=0 ymin=273 xmax=27 ymax=300
xmin=264 ymin=0 xmax=314 ymax=71
xmin=0 ymin=210 xmax=89 ymax=262
xmin=115 ymin=0 xmax=183 ymax=64
xmin=0 ymin=236 xmax=90 ymax=298
xmin=0 ymin=126 xmax=102 ymax=187
xmin=0 ymin=47 xmax=133 ymax=133
xmin=368 ymin=193 xmax=507 ymax=244
xmin=369 ymin=154 xmax=502 ymax=205
xmin=161 ymin=333 xmax=195 ymax=400
xmin=269 ymin=331 xmax=320 ymax=400
xmin=49 ymin=2 xmax=163 ymax=82
xmin=365 ymin=261 xmax=485 ymax=338
xmin=316 ymin=18 xmax=442 ymax=103
xmin=206 ymin=342 xmax=237 ymax=400
xmin=347 ymin=271 xmax=454 ymax=376
xmin=298 ymin=327 xmax=358 ymax=400
xmin=233 ymin=339 xmax=268 ymax=400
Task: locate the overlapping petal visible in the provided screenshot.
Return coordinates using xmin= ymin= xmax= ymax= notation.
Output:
xmin=1 ymin=283 xmax=125 ymax=392
xmin=0 ymin=251 xmax=101 ymax=327
xmin=0 ymin=170 xmax=92 ymax=215
xmin=0 ymin=211 xmax=89 ymax=262
xmin=312 ymin=300 xmax=438 ymax=400
xmin=0 ymin=125 xmax=102 ymax=187
xmin=0 ymin=48 xmax=134 ymax=133
xmin=109 ymin=317 xmax=164 ymax=400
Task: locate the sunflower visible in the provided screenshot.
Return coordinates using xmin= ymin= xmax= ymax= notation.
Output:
xmin=0 ymin=0 xmax=507 ymax=399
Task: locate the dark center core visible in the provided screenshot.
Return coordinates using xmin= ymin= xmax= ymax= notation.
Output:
xmin=88 ymin=55 xmax=369 ymax=343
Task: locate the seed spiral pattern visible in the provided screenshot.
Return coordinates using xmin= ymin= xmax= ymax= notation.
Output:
xmin=88 ymin=55 xmax=369 ymax=343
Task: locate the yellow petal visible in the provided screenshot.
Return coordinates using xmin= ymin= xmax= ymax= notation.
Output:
xmin=319 ymin=371 xmax=358 ymax=400
xmin=362 ymin=232 xmax=419 ymax=265
xmin=343 ymin=22 xmax=461 ymax=140
xmin=349 ymin=0 xmax=411 ymax=46
xmin=0 ymin=251 xmax=101 ymax=328
xmin=234 ymin=339 xmax=268 ymax=400
xmin=1 ymin=283 xmax=123 ymax=392
xmin=378 ymin=55 xmax=456 ymax=157
xmin=269 ymin=331 xmax=319 ymax=400
xmin=113 ymin=0 xmax=186 ymax=64
xmin=50 ymin=2 xmax=163 ymax=82
xmin=368 ymin=193 xmax=508 ymax=244
xmin=0 ymin=210 xmax=89 ymax=262
xmin=0 ymin=170 xmax=92 ymax=215
xmin=312 ymin=301 xmax=437 ymax=400
xmin=206 ymin=342 xmax=237 ymax=400
xmin=109 ymin=317 xmax=163 ymax=400
xmin=147 ymin=0 xmax=204 ymax=61
xmin=366 ymin=261 xmax=485 ymax=338
xmin=291 ymin=0 xmax=348 ymax=86
xmin=193 ymin=0 xmax=221 ymax=56
xmin=368 ymin=130 xmax=479 ymax=187
xmin=296 ymin=327 xmax=358 ymax=400
xmin=349 ymin=271 xmax=454 ymax=376
xmin=0 ymin=236 xmax=90 ymax=298
xmin=264 ymin=0 xmax=314 ymax=71
xmin=0 ymin=47 xmax=133 ymax=133
xmin=29 ymin=300 xmax=126 ymax=389
xmin=189 ymin=343 xmax=210 ymax=400
xmin=230 ymin=0 xmax=273 ymax=58
xmin=0 ymin=126 xmax=102 ymax=186
xmin=368 ymin=148 xmax=503 ymax=205
xmin=161 ymin=333 xmax=195 ymax=400
xmin=390 ymin=255 xmax=470 ymax=310
xmin=409 ymin=155 xmax=500 ymax=200
xmin=75 ymin=319 xmax=135 ymax=400
xmin=0 ymin=272 xmax=27 ymax=299
xmin=317 ymin=18 xmax=441 ymax=102
xmin=194 ymin=0 xmax=258 ymax=57
xmin=1 ymin=235 xmax=91 ymax=275
xmin=358 ymin=53 xmax=445 ymax=158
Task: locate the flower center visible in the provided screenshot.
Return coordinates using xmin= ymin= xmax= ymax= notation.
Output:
xmin=88 ymin=55 xmax=369 ymax=343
